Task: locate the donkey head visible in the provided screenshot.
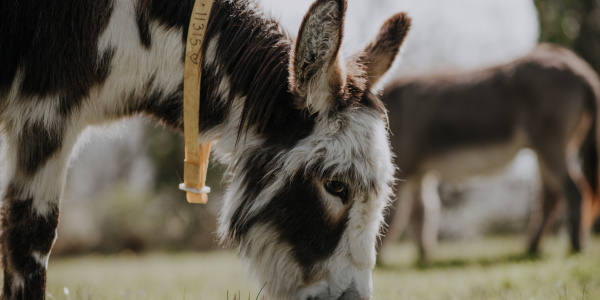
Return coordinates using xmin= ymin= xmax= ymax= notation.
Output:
xmin=216 ymin=0 xmax=411 ymax=299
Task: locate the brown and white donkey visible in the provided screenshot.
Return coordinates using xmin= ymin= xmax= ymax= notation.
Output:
xmin=380 ymin=44 xmax=600 ymax=260
xmin=0 ymin=0 xmax=411 ymax=299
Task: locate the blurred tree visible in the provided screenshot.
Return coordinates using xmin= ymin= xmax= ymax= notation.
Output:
xmin=146 ymin=126 xmax=186 ymax=190
xmin=536 ymin=0 xmax=600 ymax=73
xmin=572 ymin=0 xmax=600 ymax=74
xmin=536 ymin=0 xmax=577 ymax=46
xmin=146 ymin=125 xmax=226 ymax=192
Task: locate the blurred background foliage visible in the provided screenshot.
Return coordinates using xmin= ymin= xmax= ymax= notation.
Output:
xmin=536 ymin=0 xmax=600 ymax=73
xmin=54 ymin=122 xmax=229 ymax=255
xmin=49 ymin=0 xmax=600 ymax=256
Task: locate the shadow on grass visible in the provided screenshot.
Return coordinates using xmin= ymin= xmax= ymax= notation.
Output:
xmin=377 ymin=252 xmax=543 ymax=272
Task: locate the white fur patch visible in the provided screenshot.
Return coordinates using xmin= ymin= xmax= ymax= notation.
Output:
xmin=90 ymin=0 xmax=184 ymax=123
xmin=420 ymin=171 xmax=442 ymax=251
xmin=31 ymin=251 xmax=50 ymax=269
xmin=239 ymin=224 xmax=307 ymax=299
xmin=11 ymin=273 xmax=24 ymax=292
xmin=204 ymin=34 xmax=221 ymax=69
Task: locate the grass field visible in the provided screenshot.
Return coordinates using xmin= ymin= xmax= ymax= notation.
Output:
xmin=43 ymin=235 xmax=600 ymax=300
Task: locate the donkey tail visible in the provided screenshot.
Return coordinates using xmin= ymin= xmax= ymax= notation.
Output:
xmin=581 ymin=103 xmax=599 ymax=230
xmin=580 ymin=60 xmax=600 ymax=231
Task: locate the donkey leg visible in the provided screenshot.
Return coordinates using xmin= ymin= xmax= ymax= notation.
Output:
xmin=414 ymin=172 xmax=441 ymax=260
xmin=564 ymin=175 xmax=583 ymax=252
xmin=564 ymin=142 xmax=595 ymax=252
xmin=579 ymin=180 xmax=599 ymax=244
xmin=1 ymin=124 xmax=77 ymax=300
xmin=407 ymin=172 xmax=441 ymax=261
xmin=526 ymin=159 xmax=564 ymax=255
xmin=379 ymin=178 xmax=417 ymax=258
xmin=1 ymin=187 xmax=59 ymax=300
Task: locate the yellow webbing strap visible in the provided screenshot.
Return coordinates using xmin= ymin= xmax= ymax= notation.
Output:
xmin=179 ymin=0 xmax=214 ymax=204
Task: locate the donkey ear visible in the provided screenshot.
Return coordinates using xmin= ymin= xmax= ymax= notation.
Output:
xmin=361 ymin=12 xmax=411 ymax=89
xmin=289 ymin=0 xmax=346 ymax=114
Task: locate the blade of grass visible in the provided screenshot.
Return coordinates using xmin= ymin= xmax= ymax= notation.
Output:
xmin=256 ymin=282 xmax=267 ymax=300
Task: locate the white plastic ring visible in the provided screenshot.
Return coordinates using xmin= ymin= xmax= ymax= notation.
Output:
xmin=179 ymin=183 xmax=211 ymax=194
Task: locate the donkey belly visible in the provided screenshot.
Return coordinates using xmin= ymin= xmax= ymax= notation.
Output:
xmin=420 ymin=130 xmax=527 ymax=182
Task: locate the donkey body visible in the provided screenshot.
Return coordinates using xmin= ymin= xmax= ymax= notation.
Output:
xmin=0 ymin=0 xmax=411 ymax=299
xmin=380 ymin=44 xmax=600 ymax=260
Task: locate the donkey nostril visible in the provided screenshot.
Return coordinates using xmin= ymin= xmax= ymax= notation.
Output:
xmin=336 ymin=286 xmax=362 ymax=300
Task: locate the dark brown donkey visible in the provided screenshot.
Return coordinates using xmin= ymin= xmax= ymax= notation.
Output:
xmin=380 ymin=44 xmax=600 ymax=260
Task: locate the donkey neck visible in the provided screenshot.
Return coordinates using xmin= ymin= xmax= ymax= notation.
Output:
xmin=138 ymin=0 xmax=313 ymax=159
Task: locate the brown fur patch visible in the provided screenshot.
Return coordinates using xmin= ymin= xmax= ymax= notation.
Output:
xmin=360 ymin=12 xmax=411 ymax=88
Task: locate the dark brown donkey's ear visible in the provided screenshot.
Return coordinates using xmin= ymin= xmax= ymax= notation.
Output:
xmin=360 ymin=12 xmax=411 ymax=89
xmin=289 ymin=0 xmax=347 ymax=115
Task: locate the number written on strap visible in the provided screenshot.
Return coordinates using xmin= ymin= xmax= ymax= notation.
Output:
xmin=180 ymin=0 xmax=214 ymax=204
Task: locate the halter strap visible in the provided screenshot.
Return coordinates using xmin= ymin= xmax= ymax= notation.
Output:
xmin=180 ymin=0 xmax=214 ymax=204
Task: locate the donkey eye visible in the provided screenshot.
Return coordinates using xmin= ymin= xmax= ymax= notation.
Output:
xmin=324 ymin=180 xmax=349 ymax=204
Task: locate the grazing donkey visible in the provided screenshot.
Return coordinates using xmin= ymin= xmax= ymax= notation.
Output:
xmin=0 ymin=0 xmax=411 ymax=298
xmin=380 ymin=44 xmax=600 ymax=260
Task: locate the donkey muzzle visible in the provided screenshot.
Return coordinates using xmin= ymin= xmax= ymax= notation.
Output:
xmin=336 ymin=285 xmax=368 ymax=300
xmin=306 ymin=285 xmax=368 ymax=300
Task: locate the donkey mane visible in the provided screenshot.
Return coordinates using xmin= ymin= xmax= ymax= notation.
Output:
xmin=201 ymin=1 xmax=307 ymax=144
xmin=196 ymin=0 xmax=384 ymax=147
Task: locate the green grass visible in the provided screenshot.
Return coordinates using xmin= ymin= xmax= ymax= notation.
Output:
xmin=375 ymin=236 xmax=600 ymax=299
xmin=46 ymin=251 xmax=256 ymax=300
xmin=42 ymin=236 xmax=600 ymax=299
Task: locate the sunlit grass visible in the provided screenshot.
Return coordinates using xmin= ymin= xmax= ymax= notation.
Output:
xmin=375 ymin=236 xmax=600 ymax=299
xmin=42 ymin=235 xmax=600 ymax=299
xmin=46 ymin=251 xmax=257 ymax=300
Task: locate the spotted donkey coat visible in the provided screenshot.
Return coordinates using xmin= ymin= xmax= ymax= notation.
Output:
xmin=0 ymin=0 xmax=411 ymax=299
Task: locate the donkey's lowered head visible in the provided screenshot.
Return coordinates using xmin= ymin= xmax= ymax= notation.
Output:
xmin=212 ymin=0 xmax=411 ymax=299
